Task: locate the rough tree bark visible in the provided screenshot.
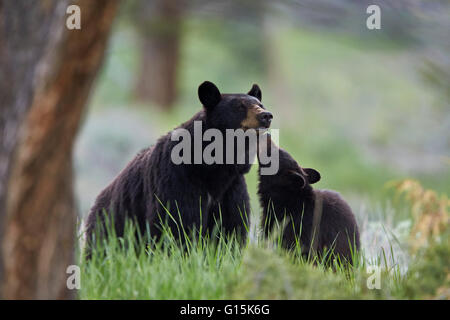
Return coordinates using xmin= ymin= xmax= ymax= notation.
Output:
xmin=0 ymin=0 xmax=69 ymax=297
xmin=133 ymin=0 xmax=184 ymax=110
xmin=0 ymin=0 xmax=118 ymax=299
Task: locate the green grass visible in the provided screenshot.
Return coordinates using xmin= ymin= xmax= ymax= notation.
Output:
xmin=78 ymin=209 xmax=449 ymax=300
xmin=79 ymin=220 xmax=243 ymax=299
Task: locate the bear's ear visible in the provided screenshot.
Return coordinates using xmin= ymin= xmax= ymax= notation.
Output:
xmin=289 ymin=170 xmax=306 ymax=188
xmin=248 ymin=84 xmax=262 ymax=101
xmin=304 ymin=168 xmax=321 ymax=184
xmin=198 ymin=81 xmax=221 ymax=109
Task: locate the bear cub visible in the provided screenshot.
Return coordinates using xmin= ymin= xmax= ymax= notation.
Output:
xmin=257 ymin=134 xmax=360 ymax=265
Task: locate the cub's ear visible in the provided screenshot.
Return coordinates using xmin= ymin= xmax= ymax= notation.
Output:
xmin=248 ymin=84 xmax=262 ymax=101
xmin=198 ymin=81 xmax=221 ymax=109
xmin=289 ymin=170 xmax=306 ymax=188
xmin=304 ymin=168 xmax=321 ymax=184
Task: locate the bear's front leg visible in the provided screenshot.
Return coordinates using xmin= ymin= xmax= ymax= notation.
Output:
xmin=207 ymin=175 xmax=250 ymax=245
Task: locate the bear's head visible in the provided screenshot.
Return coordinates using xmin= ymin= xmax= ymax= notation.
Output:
xmin=198 ymin=81 xmax=273 ymax=131
xmin=258 ymin=134 xmax=320 ymax=192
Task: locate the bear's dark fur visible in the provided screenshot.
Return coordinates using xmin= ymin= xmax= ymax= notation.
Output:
xmin=257 ymin=135 xmax=360 ymax=265
xmin=85 ymin=81 xmax=273 ymax=255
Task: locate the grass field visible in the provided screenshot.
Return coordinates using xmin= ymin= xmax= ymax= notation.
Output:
xmin=78 ymin=200 xmax=449 ymax=299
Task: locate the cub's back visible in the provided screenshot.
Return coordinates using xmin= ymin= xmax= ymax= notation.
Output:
xmin=316 ymin=189 xmax=360 ymax=257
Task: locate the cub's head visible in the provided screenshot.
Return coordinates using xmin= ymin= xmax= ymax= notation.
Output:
xmin=258 ymin=134 xmax=321 ymax=192
xmin=198 ymin=81 xmax=273 ymax=131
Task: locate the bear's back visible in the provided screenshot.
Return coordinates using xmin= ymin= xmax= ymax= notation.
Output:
xmin=315 ymin=189 xmax=360 ymax=257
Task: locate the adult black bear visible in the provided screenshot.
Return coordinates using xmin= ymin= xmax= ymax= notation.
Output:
xmin=257 ymin=134 xmax=360 ymax=265
xmin=85 ymin=81 xmax=273 ymax=256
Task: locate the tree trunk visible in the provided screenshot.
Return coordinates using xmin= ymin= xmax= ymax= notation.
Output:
xmin=134 ymin=0 xmax=183 ymax=110
xmin=0 ymin=0 xmax=69 ymax=297
xmin=0 ymin=0 xmax=118 ymax=299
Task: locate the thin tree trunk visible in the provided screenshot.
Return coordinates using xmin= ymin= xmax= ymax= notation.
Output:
xmin=134 ymin=0 xmax=183 ymax=110
xmin=1 ymin=0 xmax=118 ymax=299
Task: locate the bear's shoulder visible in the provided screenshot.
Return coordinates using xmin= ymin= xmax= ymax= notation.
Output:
xmin=315 ymin=189 xmax=342 ymax=201
xmin=315 ymin=189 xmax=354 ymax=218
xmin=176 ymin=109 xmax=206 ymax=131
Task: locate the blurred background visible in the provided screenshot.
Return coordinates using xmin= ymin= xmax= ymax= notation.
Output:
xmin=0 ymin=0 xmax=448 ymax=299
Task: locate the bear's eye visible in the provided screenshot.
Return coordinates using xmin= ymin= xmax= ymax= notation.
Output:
xmin=238 ymin=104 xmax=246 ymax=111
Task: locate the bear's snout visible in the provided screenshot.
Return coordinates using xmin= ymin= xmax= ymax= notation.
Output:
xmin=258 ymin=111 xmax=273 ymax=128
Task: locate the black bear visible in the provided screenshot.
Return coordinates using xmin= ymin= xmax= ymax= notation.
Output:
xmin=85 ymin=81 xmax=273 ymax=255
xmin=257 ymin=134 xmax=360 ymax=265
